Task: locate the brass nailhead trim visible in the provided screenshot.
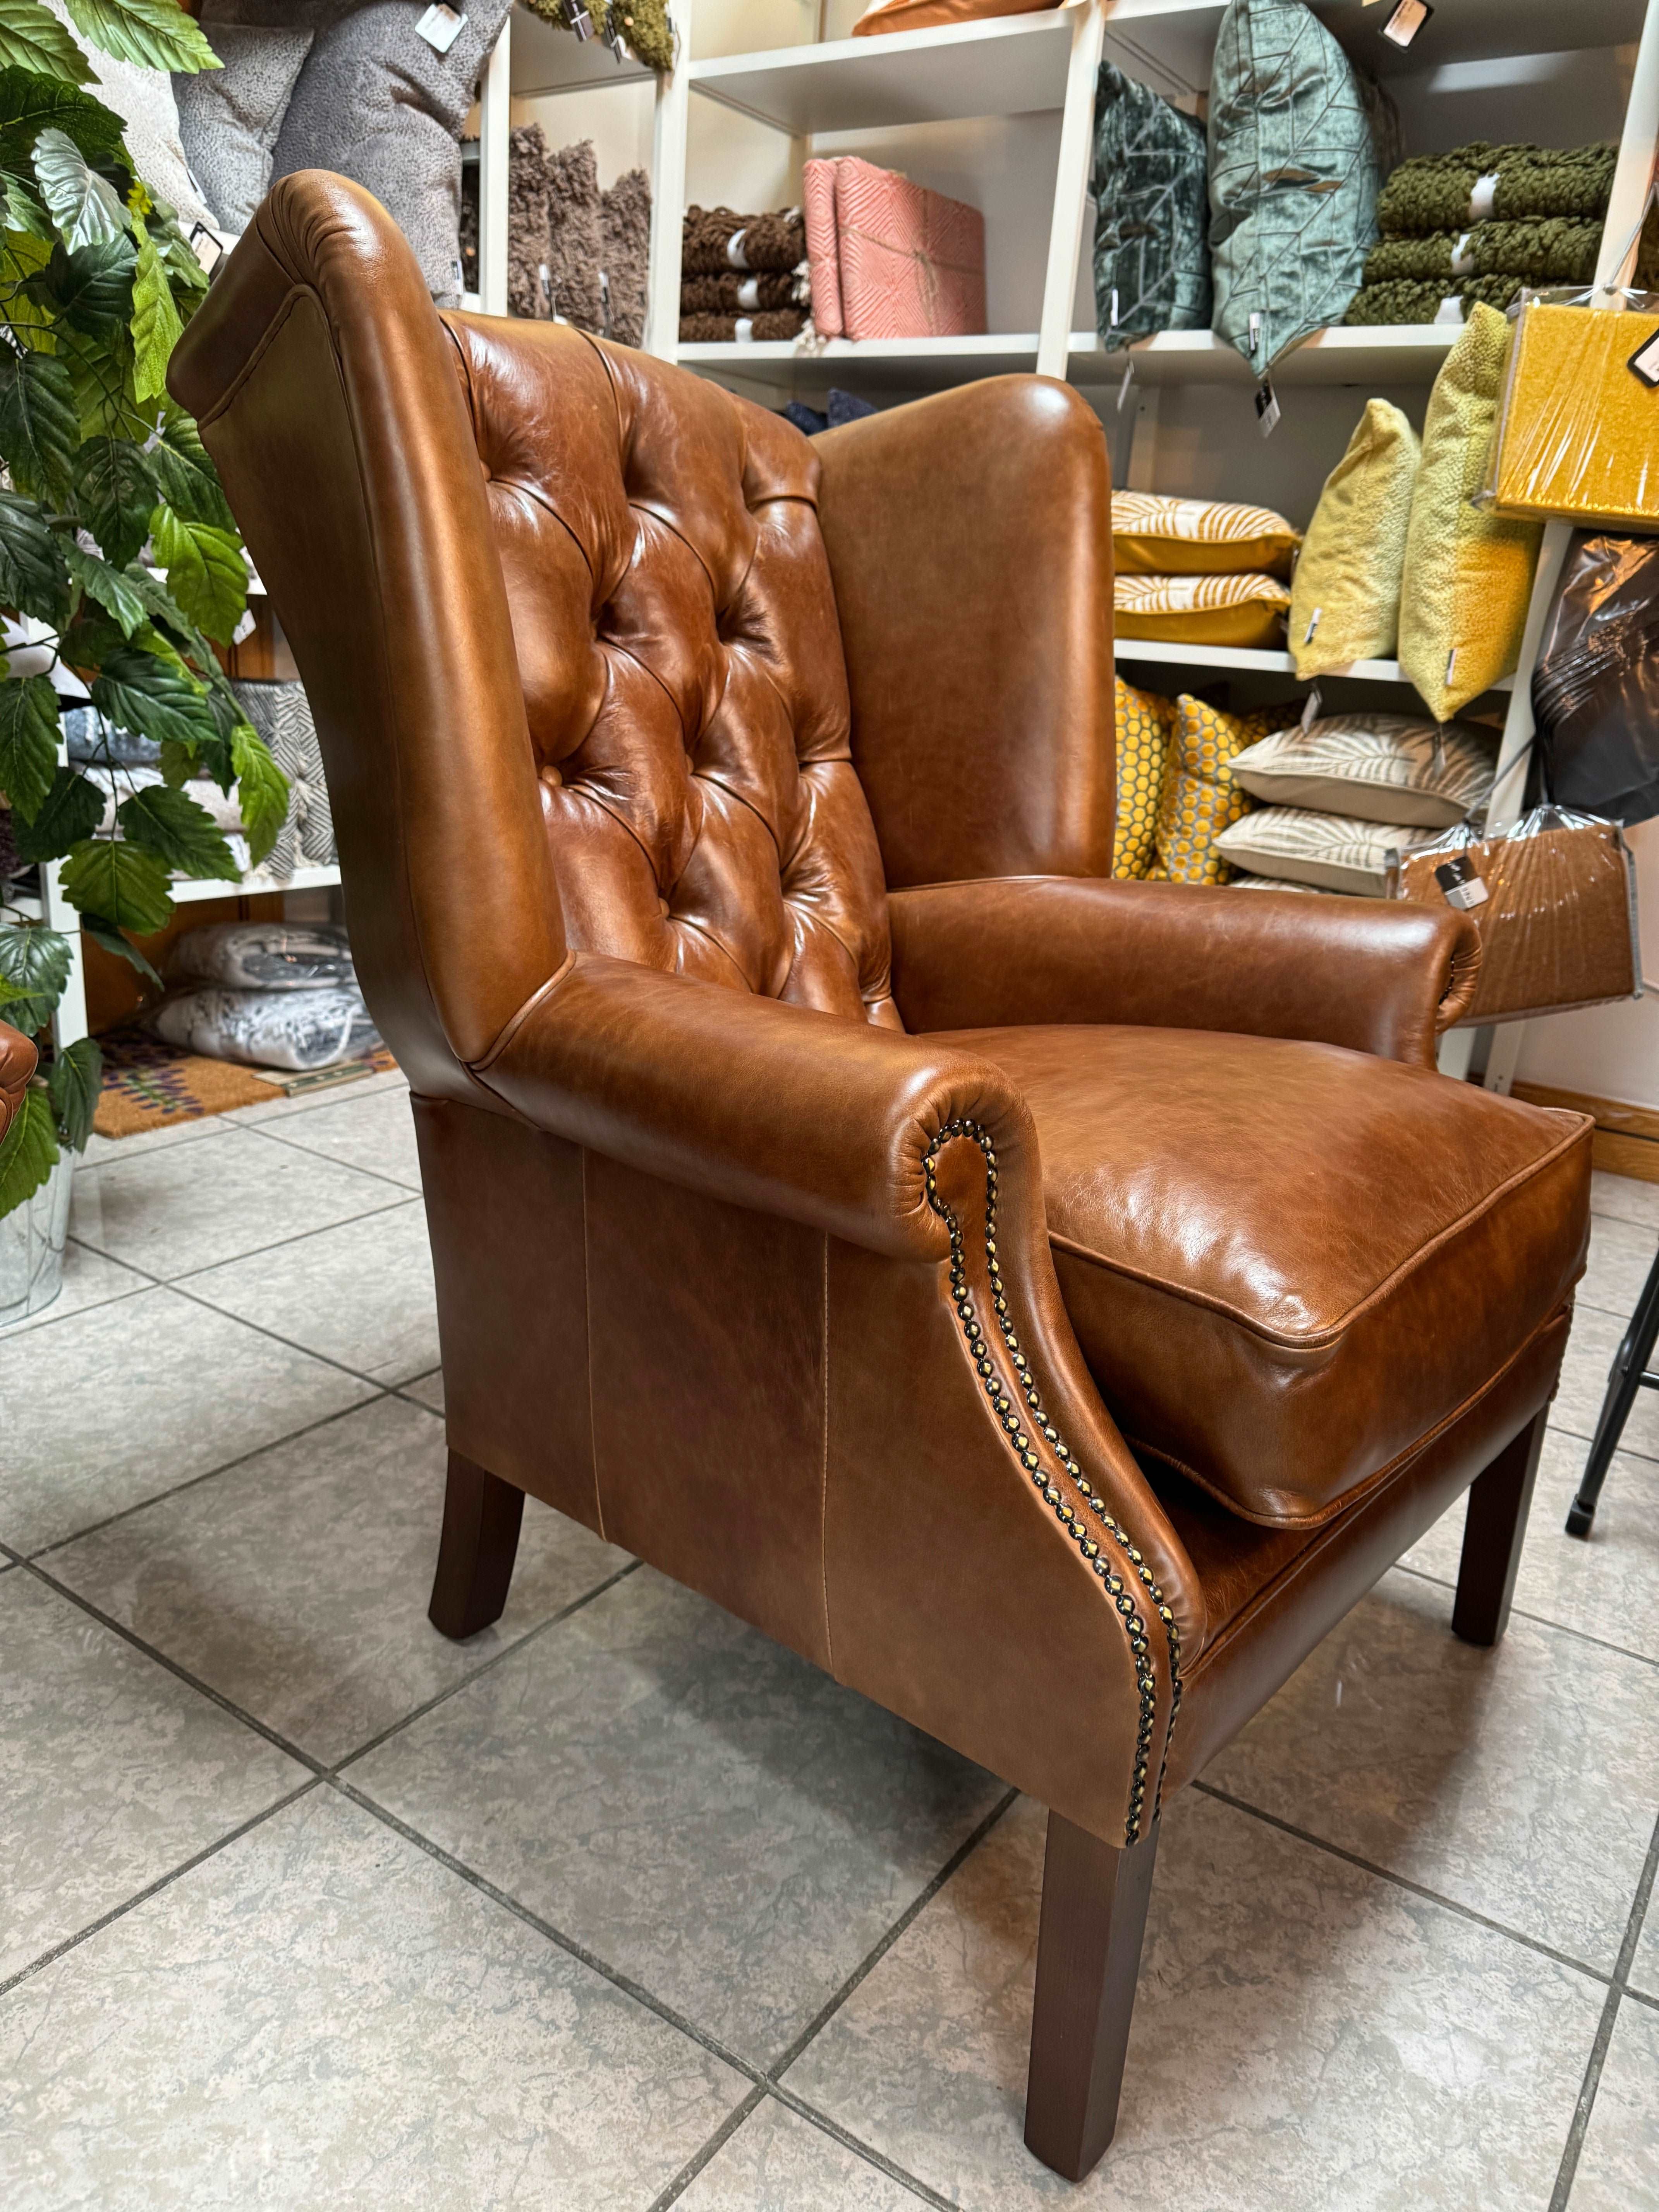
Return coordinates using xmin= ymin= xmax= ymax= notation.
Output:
xmin=923 ymin=1119 xmax=1183 ymax=1846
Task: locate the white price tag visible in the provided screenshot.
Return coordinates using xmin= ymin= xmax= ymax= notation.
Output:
xmin=416 ymin=4 xmax=466 ymax=53
xmin=1254 ymin=377 xmax=1280 ymax=438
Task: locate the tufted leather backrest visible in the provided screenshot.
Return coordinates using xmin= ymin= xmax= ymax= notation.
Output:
xmin=444 ymin=315 xmax=900 ymax=1027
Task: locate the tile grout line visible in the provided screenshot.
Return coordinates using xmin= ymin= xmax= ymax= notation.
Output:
xmin=1548 ymin=1807 xmax=1659 ymax=2212
xmin=642 ymin=2084 xmax=771 ymax=2212
xmin=763 ymin=2087 xmax=958 ymax=2210
xmin=239 ymin=1113 xmax=425 ymax=1197
xmin=1194 ymin=1782 xmax=1621 ymax=1991
xmin=69 ymin=1184 xmax=414 ymax=1291
xmin=1388 ymin=1563 xmax=1659 ymax=1674
xmin=0 ymin=1779 xmax=321 ymax=2002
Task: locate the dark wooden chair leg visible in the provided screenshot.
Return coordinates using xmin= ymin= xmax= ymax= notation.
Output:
xmin=1024 ymin=1810 xmax=1159 ymax=2183
xmin=428 ymin=1449 xmax=526 ymax=1640
xmin=1452 ymin=1408 xmax=1547 ymax=1647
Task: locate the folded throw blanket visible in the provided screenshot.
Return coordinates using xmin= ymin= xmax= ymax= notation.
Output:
xmin=1377 ymin=143 xmax=1616 ymax=237
xmin=681 ymin=271 xmax=805 ymax=314
xmin=1363 ymin=218 xmax=1601 ymax=287
xmin=679 ymin=309 xmax=806 ymax=343
xmin=1343 ymin=275 xmax=1526 ymax=325
xmin=683 ymin=204 xmax=806 ymax=275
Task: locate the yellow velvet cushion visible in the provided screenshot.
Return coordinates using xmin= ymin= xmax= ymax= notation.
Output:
xmin=1113 ymin=677 xmax=1175 ymax=877
xmin=1116 ymin=572 xmax=1291 ymax=647
xmin=1399 ymin=303 xmax=1543 ymax=720
xmin=1113 ymin=492 xmax=1302 ymax=579
xmin=1489 ymin=296 xmax=1659 ymax=528
xmin=1151 ymin=696 xmax=1281 ymax=883
xmin=1287 ymin=398 xmax=1420 ymax=676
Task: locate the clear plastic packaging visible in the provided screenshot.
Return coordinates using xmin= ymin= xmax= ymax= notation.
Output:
xmin=1532 ymin=532 xmax=1659 ymax=826
xmin=1386 ymin=803 xmax=1640 ymax=1024
xmin=1482 ymin=285 xmax=1659 ymax=528
xmin=166 ymin=922 xmax=356 ymax=992
xmin=149 ymin=986 xmax=379 ymax=1072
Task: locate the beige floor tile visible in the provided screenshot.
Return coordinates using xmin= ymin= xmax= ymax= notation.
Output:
xmin=1590 ymin=1170 xmax=1659 ymax=1231
xmin=0 ymin=1788 xmax=745 ymax=2211
xmin=49 ymin=1398 xmax=629 ymax=1767
xmin=256 ymin=1085 xmax=422 ymax=1191
xmin=1581 ymin=1211 xmax=1659 ymax=1322
xmin=788 ymin=1792 xmax=1603 ymax=2210
xmin=679 ymin=2099 xmax=925 ymax=2210
xmin=1569 ymin=2000 xmax=1659 ymax=2211
xmin=0 ymin=1286 xmax=375 ymax=1554
xmin=1204 ymin=1569 xmax=1659 ymax=1969
xmin=0 ymin=1573 xmax=306 ymax=1985
xmin=0 ymin=1238 xmax=148 ymax=1338
xmin=351 ymin=1568 xmax=1005 ymax=2066
xmin=223 ymin=1067 xmax=409 ymax=1126
xmin=1551 ymin=1301 xmax=1659 ymax=1455
xmin=402 ymin=1366 xmax=445 ymax=1413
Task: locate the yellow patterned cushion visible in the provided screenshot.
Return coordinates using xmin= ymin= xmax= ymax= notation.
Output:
xmin=1287 ymin=398 xmax=1420 ymax=676
xmin=1113 ymin=677 xmax=1175 ymax=878
xmin=1114 ymin=493 xmax=1302 ymax=579
xmin=1153 ymin=696 xmax=1281 ymax=883
xmin=1116 ymin=572 xmax=1291 ymax=648
xmin=1489 ymin=297 xmax=1659 ymax=528
xmin=1399 ymin=302 xmax=1543 ymax=720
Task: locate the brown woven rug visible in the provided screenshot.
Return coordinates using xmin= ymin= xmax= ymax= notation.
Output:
xmin=92 ymin=1028 xmax=397 ymax=1140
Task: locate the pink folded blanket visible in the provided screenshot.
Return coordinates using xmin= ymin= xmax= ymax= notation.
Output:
xmin=803 ymin=155 xmax=986 ymax=341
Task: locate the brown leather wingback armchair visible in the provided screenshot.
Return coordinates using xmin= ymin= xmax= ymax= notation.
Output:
xmin=0 ymin=1022 xmax=34 ymax=1143
xmin=170 ymin=175 xmax=1590 ymax=2183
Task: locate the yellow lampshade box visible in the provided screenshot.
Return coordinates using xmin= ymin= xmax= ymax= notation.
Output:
xmin=1487 ymin=294 xmax=1659 ymax=527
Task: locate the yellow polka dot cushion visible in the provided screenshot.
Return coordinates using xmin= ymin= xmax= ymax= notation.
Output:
xmin=1399 ymin=302 xmax=1543 ymax=720
xmin=1287 ymin=398 xmax=1420 ymax=677
xmin=1116 ymin=572 xmax=1291 ymax=649
xmin=1113 ymin=493 xmax=1301 ymax=580
xmin=1151 ymin=696 xmax=1283 ymax=883
xmin=1113 ymin=677 xmax=1174 ymax=878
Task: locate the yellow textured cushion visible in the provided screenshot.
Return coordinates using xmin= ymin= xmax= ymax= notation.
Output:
xmin=1287 ymin=398 xmax=1420 ymax=676
xmin=1489 ymin=297 xmax=1659 ymax=527
xmin=1114 ymin=492 xmax=1302 ymax=579
xmin=1113 ymin=677 xmax=1175 ymax=877
xmin=1152 ymin=696 xmax=1281 ymax=883
xmin=1116 ymin=572 xmax=1291 ymax=648
xmin=1399 ymin=303 xmax=1543 ymax=720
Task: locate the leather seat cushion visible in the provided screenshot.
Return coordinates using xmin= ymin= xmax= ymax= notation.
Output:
xmin=931 ymin=1024 xmax=1591 ymax=1527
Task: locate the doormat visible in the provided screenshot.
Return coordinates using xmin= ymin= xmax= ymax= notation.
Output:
xmin=92 ymin=1027 xmax=398 ymax=1140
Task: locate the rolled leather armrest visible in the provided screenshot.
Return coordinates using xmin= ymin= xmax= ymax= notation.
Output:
xmin=889 ymin=876 xmax=1483 ymax=1068
xmin=471 ymin=952 xmax=1035 ymax=1263
xmin=0 ymin=1021 xmax=37 ymax=1140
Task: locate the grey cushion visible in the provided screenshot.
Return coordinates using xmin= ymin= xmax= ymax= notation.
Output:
xmin=1091 ymin=62 xmax=1211 ymax=350
xmin=1208 ymin=0 xmax=1378 ymax=374
xmin=174 ymin=7 xmax=318 ymax=237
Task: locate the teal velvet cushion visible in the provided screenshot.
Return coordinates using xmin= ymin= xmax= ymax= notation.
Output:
xmin=1208 ymin=0 xmax=1378 ymax=374
xmin=1091 ymin=62 xmax=1211 ymax=350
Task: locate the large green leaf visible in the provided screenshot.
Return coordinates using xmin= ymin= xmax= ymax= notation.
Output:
xmin=33 ymin=124 xmax=128 ymax=251
xmin=64 ymin=0 xmax=219 ymax=74
xmin=13 ymin=761 xmax=103 ymax=862
xmin=0 ymin=670 xmax=60 ymax=816
xmin=120 ymin=556 xmax=211 ymax=658
xmin=74 ymin=434 xmax=153 ymax=566
xmin=129 ymin=222 xmax=177 ymax=402
xmin=116 ymin=780 xmax=234 ymax=879
xmin=47 ymin=1031 xmax=100 ymax=1151
xmin=0 ymin=0 xmax=92 ymax=82
xmin=0 ymin=65 xmax=124 ymax=168
xmin=231 ymin=721 xmax=287 ymax=866
xmin=58 ymin=833 xmax=171 ymax=930
xmin=0 ymin=488 xmax=69 ymax=622
xmin=148 ymin=410 xmax=233 ymax=531
xmin=89 ymin=643 xmax=218 ymax=750
xmin=0 ymin=345 xmax=77 ymax=500
xmin=0 ymin=916 xmax=70 ymax=1030
xmin=79 ymin=908 xmax=160 ymax=986
xmin=149 ymin=501 xmax=244 ymax=643
xmin=66 ymin=541 xmax=144 ymax=636
xmin=0 ymin=1080 xmax=57 ymax=1217
xmin=1 ymin=163 xmax=50 ymax=236
xmin=31 ymin=234 xmax=134 ymax=334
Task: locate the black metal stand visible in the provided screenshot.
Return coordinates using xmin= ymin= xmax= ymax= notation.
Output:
xmin=1567 ymin=1245 xmax=1659 ymax=1536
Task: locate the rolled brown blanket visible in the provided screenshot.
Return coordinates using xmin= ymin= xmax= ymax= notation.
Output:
xmin=679 ymin=309 xmax=806 ymax=343
xmin=682 ymin=271 xmax=804 ymax=314
xmin=682 ymin=204 xmax=806 ymax=275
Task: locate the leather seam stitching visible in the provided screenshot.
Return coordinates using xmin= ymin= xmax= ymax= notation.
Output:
xmin=192 ymin=278 xmax=306 ymax=427
xmin=1046 ymin=1116 xmax=1592 ymax=1350
xmin=470 ymin=951 xmax=576 ymax=1075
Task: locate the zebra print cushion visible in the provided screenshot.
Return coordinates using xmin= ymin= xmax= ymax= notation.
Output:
xmin=1214 ymin=805 xmax=1441 ymax=896
xmin=1113 ymin=492 xmax=1300 ymax=580
xmin=1230 ymin=714 xmax=1497 ymax=828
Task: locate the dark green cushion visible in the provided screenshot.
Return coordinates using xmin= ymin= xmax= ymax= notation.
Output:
xmin=1091 ymin=62 xmax=1211 ymax=351
xmin=1209 ymin=0 xmax=1377 ymax=373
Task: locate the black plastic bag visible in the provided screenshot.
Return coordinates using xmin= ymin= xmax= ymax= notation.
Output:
xmin=1532 ymin=531 xmax=1659 ymax=825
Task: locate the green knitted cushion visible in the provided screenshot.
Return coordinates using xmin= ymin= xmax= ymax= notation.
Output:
xmin=1209 ymin=0 xmax=1379 ymax=375
xmin=1091 ymin=62 xmax=1211 ymax=350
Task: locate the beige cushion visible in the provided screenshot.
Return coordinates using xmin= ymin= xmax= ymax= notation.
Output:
xmin=1229 ymin=872 xmax=1328 ymax=893
xmin=1115 ymin=571 xmax=1291 ymax=648
xmin=1214 ymin=805 xmax=1441 ymax=895
xmin=1113 ymin=492 xmax=1301 ymax=580
xmin=1230 ymin=713 xmax=1497 ymax=828
xmin=1286 ymin=399 xmax=1419 ymax=677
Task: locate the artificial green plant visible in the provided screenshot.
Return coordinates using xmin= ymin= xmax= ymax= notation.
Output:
xmin=0 ymin=0 xmax=285 ymax=1220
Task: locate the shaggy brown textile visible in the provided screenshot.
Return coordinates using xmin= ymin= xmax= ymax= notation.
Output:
xmin=507 ymin=121 xmax=555 ymax=319
xmin=601 ymin=165 xmax=651 ymax=347
xmin=679 ymin=309 xmax=805 ymax=343
xmin=681 ymin=271 xmax=802 ymax=314
xmin=546 ymin=138 xmax=604 ymax=333
xmin=682 ymin=204 xmax=805 ymax=275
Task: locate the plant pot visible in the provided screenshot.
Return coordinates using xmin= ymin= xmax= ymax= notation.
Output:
xmin=0 ymin=1151 xmax=73 ymax=1328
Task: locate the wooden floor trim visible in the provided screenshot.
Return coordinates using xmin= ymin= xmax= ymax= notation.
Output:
xmin=1511 ymin=1083 xmax=1659 ymax=1185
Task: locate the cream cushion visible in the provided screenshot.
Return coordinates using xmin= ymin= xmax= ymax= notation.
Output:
xmin=1230 ymin=714 xmax=1497 ymax=828
xmin=1214 ymin=806 xmax=1441 ymax=895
